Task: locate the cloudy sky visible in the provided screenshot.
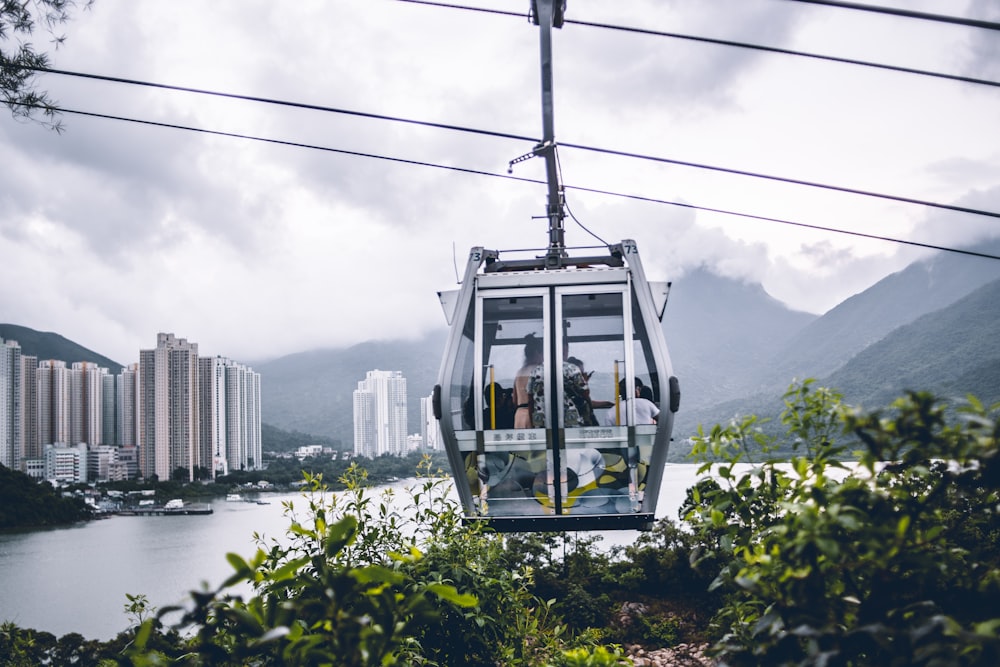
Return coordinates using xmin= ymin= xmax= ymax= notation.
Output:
xmin=2 ymin=0 xmax=998 ymax=365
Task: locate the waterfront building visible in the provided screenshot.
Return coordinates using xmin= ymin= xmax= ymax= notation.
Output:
xmin=20 ymin=354 xmax=38 ymax=466
xmin=70 ymin=362 xmax=107 ymax=447
xmin=117 ymin=363 xmax=140 ymax=448
xmin=352 ymin=369 xmax=407 ymax=458
xmin=101 ymin=373 xmax=118 ymax=447
xmin=199 ymin=356 xmax=263 ymax=477
xmin=37 ymin=360 xmax=71 ymax=452
xmin=0 ymin=338 xmax=22 ymax=468
xmin=88 ymin=445 xmax=119 ymax=482
xmin=43 ymin=442 xmax=89 ymax=484
xmin=114 ymin=445 xmax=139 ymax=480
xmin=140 ymin=333 xmax=200 ymax=481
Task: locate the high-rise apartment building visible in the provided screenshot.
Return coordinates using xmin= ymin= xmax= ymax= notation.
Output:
xmin=352 ymin=369 xmax=407 ymax=457
xmin=102 ymin=372 xmax=118 ymax=446
xmin=0 ymin=338 xmax=22 ymax=468
xmin=199 ymin=356 xmax=262 ymax=477
xmin=37 ymin=360 xmax=71 ymax=449
xmin=117 ymin=363 xmax=140 ymax=448
xmin=140 ymin=333 xmax=200 ymax=481
xmin=70 ymin=362 xmax=106 ymax=447
xmin=420 ymin=393 xmax=442 ymax=451
xmin=19 ymin=354 xmax=39 ymax=463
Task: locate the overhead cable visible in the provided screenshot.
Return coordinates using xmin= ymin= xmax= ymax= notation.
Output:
xmin=559 ymin=142 xmax=1000 ymax=221
xmin=21 ymin=102 xmax=1000 ymax=264
xmin=780 ymin=0 xmax=1000 ymax=31
xmin=30 ymin=68 xmax=1000 ymax=221
xmin=29 ymin=67 xmax=533 ymax=144
xmin=393 ymin=0 xmax=1000 ymax=89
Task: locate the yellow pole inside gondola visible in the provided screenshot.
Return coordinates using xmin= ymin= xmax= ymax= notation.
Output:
xmin=488 ymin=365 xmax=496 ymax=430
xmin=613 ymin=360 xmax=621 ymax=426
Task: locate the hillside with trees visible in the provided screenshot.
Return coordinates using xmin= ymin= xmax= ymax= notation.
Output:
xmin=0 ymin=323 xmax=123 ymax=373
xmin=0 ymin=465 xmax=93 ymax=530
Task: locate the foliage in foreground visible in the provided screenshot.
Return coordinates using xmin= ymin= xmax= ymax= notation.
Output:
xmin=1 ymin=0 xmax=93 ymax=130
xmin=5 ymin=382 xmax=999 ymax=666
xmin=126 ymin=457 xmax=624 ymax=666
xmin=684 ymin=381 xmax=1000 ymax=666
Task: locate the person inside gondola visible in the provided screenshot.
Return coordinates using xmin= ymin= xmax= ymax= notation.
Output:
xmin=636 ymin=385 xmax=660 ymax=424
xmin=523 ymin=340 xmax=600 ymax=428
xmin=603 ymin=377 xmax=655 ymax=425
xmin=513 ymin=333 xmax=544 ymax=428
xmin=483 ymin=382 xmax=515 ymax=429
xmin=566 ymin=356 xmax=615 ymax=426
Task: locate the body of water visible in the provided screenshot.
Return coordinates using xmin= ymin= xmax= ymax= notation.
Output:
xmin=0 ymin=464 xmax=703 ymax=640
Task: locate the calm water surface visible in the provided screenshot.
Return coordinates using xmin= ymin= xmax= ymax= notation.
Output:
xmin=0 ymin=465 xmax=702 ymax=640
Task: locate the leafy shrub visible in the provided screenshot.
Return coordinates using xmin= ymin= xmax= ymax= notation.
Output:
xmin=125 ymin=456 xmax=597 ymax=666
xmin=685 ymin=380 xmax=1000 ymax=666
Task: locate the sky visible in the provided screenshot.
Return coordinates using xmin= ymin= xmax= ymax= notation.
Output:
xmin=1 ymin=0 xmax=998 ymax=365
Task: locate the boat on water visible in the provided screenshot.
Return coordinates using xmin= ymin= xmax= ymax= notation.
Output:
xmin=164 ymin=499 xmax=184 ymax=510
xmin=226 ymin=493 xmax=244 ymax=502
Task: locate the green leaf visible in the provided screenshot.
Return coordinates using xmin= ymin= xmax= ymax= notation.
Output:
xmin=425 ymin=583 xmax=478 ymax=607
xmin=271 ymin=556 xmax=311 ymax=582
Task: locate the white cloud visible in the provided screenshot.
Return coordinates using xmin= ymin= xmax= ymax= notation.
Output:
xmin=1 ymin=0 xmax=997 ymax=363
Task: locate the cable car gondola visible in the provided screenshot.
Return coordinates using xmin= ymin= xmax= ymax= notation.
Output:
xmin=431 ymin=0 xmax=680 ymax=532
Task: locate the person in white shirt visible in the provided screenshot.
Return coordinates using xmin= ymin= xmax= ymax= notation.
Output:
xmin=601 ymin=379 xmax=659 ymax=425
xmin=634 ymin=385 xmax=660 ymax=424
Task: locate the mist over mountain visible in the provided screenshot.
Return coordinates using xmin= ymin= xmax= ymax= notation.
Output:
xmin=664 ymin=266 xmax=817 ymax=411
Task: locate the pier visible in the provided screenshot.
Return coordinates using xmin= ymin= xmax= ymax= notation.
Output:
xmin=118 ymin=504 xmax=214 ymax=516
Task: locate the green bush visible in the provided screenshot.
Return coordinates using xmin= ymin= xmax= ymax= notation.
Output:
xmin=685 ymin=380 xmax=1000 ymax=666
xmin=125 ymin=456 xmax=605 ymax=666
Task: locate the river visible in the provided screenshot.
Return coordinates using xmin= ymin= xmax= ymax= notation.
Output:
xmin=0 ymin=464 xmax=704 ymax=641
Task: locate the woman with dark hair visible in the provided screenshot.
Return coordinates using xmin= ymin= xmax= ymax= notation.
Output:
xmin=513 ymin=334 xmax=544 ymax=428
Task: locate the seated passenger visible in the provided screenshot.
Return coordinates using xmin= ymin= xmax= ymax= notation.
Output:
xmin=513 ymin=334 xmax=544 ymax=428
xmin=483 ymin=382 xmax=515 ymax=429
xmin=635 ymin=385 xmax=660 ymax=424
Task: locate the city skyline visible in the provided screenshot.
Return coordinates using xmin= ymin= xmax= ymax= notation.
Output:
xmin=0 ymin=333 xmax=262 ymax=483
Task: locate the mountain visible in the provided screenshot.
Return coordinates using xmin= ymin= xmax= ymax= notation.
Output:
xmin=827 ymin=276 xmax=1000 ymax=409
xmin=673 ymin=274 xmax=1000 ymax=451
xmin=761 ymin=239 xmax=1000 ymax=389
xmin=7 ymin=239 xmax=999 ymax=449
xmin=0 ymin=323 xmax=123 ymax=373
xmin=664 ymin=266 xmax=817 ymax=411
xmin=255 ymin=332 xmax=448 ymax=440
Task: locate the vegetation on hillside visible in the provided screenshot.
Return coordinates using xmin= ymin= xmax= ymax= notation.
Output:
xmin=0 ymin=323 xmax=122 ymax=372
xmin=2 ymin=381 xmax=998 ymax=665
xmin=0 ymin=465 xmax=92 ymax=530
xmin=261 ymin=422 xmax=342 ymax=454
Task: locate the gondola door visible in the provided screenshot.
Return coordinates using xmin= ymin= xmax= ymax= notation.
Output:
xmin=473 ymin=288 xmax=555 ymax=517
xmin=553 ymin=286 xmax=640 ymax=517
xmin=470 ymin=282 xmax=649 ymax=522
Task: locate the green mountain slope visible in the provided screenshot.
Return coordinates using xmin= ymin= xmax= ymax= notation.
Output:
xmin=763 ymin=239 xmax=1000 ymax=388
xmin=827 ymin=277 xmax=1000 ymax=409
xmin=0 ymin=323 xmax=123 ymax=373
xmin=675 ymin=277 xmax=1000 ymax=452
